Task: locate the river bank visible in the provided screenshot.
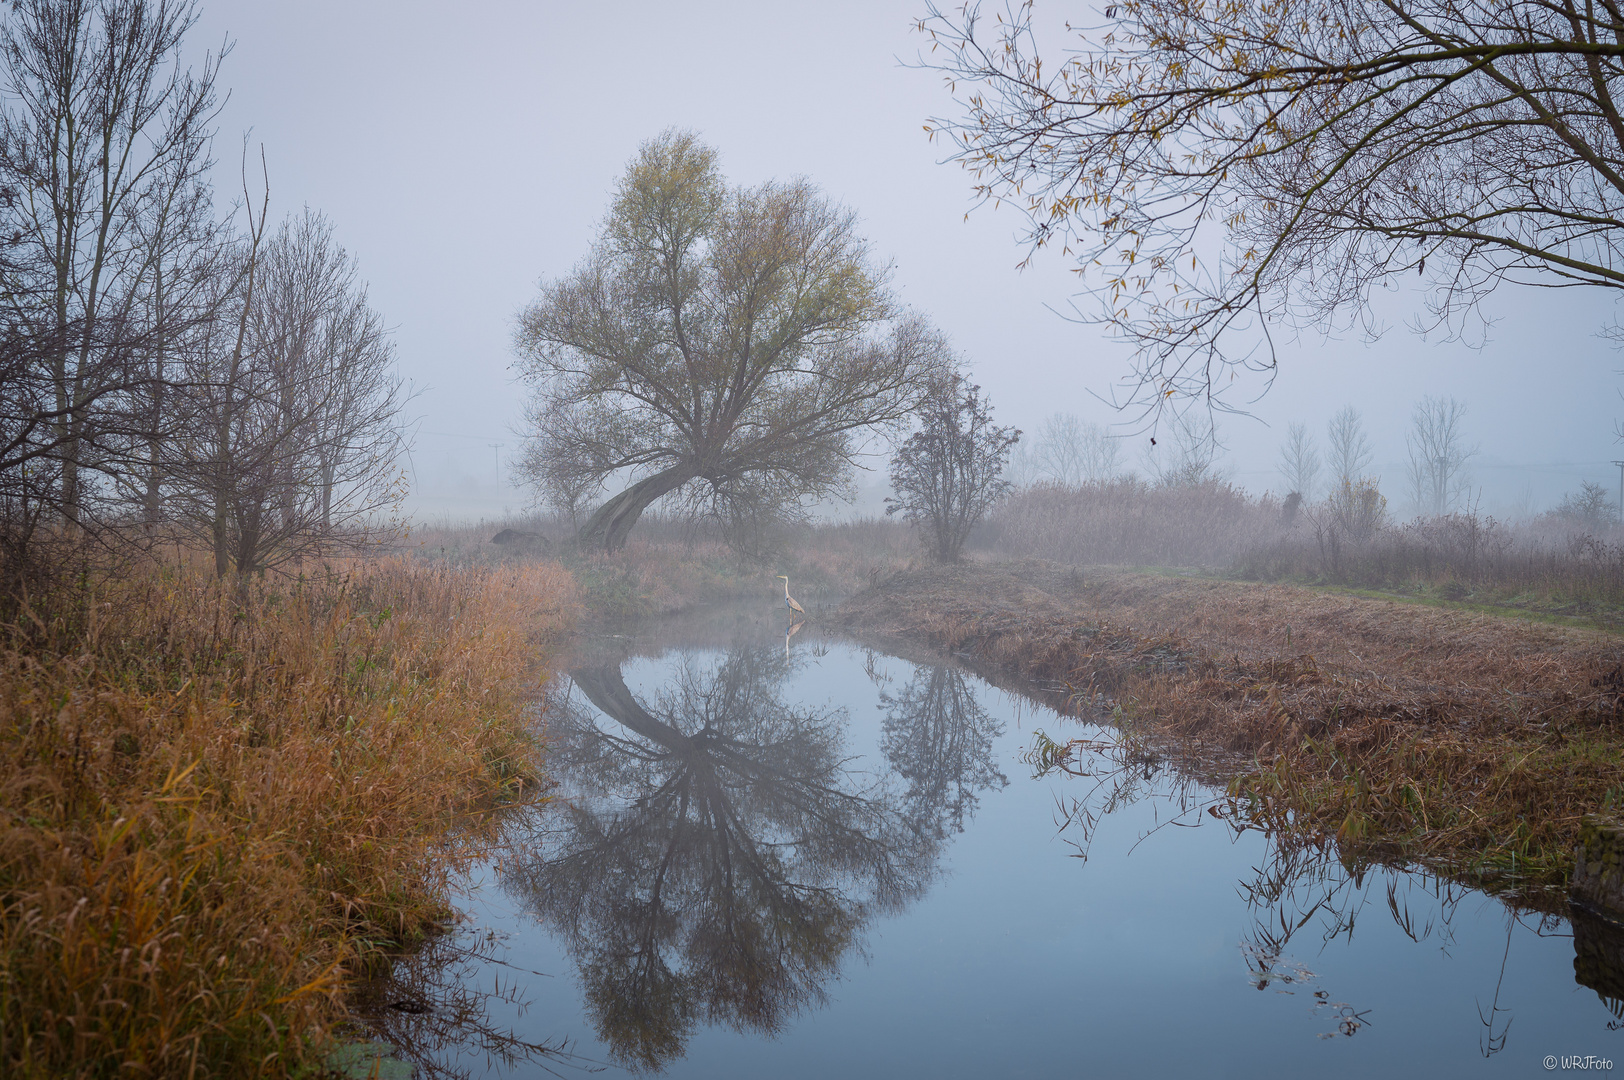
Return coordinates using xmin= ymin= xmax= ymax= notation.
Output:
xmin=832 ymin=559 xmax=1624 ymax=895
xmin=0 ymin=557 xmax=575 ymax=1079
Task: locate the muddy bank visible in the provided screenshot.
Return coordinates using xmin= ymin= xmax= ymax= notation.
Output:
xmin=832 ymin=560 xmax=1624 ymax=891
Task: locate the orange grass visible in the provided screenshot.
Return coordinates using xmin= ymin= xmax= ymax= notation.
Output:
xmin=838 ymin=561 xmax=1624 ymax=895
xmin=0 ymin=555 xmax=575 ymax=1078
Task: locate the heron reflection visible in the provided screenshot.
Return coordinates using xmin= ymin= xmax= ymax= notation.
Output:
xmin=498 ymin=644 xmax=940 ymax=1071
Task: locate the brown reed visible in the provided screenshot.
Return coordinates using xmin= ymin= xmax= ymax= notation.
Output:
xmin=988 ymin=478 xmax=1286 ymax=568
xmin=0 ymin=555 xmax=575 ymax=1078
xmin=837 ymin=560 xmax=1624 ymax=896
xmin=1238 ymin=510 xmax=1624 ymax=619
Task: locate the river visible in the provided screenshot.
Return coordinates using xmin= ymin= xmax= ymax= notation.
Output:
xmin=359 ymin=605 xmax=1624 ymax=1077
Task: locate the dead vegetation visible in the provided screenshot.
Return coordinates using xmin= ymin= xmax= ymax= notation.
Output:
xmin=835 ymin=561 xmax=1624 ymax=894
xmin=404 ymin=513 xmax=918 ymax=620
xmin=986 ymin=481 xmax=1624 ymax=628
xmin=0 ymin=555 xmax=575 ymax=1078
xmin=1237 ymin=510 xmax=1624 ymax=624
xmin=989 ymin=478 xmax=1286 ymax=568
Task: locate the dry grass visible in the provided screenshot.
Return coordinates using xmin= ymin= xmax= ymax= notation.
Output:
xmin=988 ymin=478 xmax=1287 ymax=568
xmin=1237 ymin=510 xmax=1624 ymax=622
xmin=402 ymin=513 xmax=917 ymax=620
xmin=837 ymin=561 xmax=1624 ymax=896
xmin=991 ymin=481 xmax=1624 ymax=626
xmin=0 ymin=555 xmax=575 ymax=1078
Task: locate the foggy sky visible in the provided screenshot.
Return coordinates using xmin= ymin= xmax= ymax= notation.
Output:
xmin=190 ymin=0 xmax=1624 ymax=521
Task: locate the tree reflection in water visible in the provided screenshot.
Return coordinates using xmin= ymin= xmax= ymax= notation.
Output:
xmin=499 ymin=644 xmax=941 ymax=1071
xmin=1034 ymin=730 xmax=1576 ymax=1052
xmin=879 ymin=664 xmax=1008 ymax=837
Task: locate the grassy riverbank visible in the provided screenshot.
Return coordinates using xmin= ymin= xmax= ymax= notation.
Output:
xmin=0 ymin=557 xmax=574 ymax=1078
xmin=405 ymin=514 xmax=917 ymax=619
xmin=835 ymin=560 xmax=1624 ymax=895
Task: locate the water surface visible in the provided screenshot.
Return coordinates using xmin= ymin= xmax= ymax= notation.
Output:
xmin=369 ymin=609 xmax=1624 ymax=1077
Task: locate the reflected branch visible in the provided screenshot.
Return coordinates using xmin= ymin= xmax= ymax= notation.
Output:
xmin=880 ymin=663 xmax=1008 ymax=837
xmin=499 ymin=645 xmax=938 ymax=1071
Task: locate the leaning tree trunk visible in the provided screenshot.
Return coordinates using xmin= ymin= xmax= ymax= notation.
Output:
xmin=577 ymin=463 xmax=698 ymax=553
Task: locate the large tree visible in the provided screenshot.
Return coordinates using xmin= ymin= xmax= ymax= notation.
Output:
xmin=918 ymin=0 xmax=1624 ymax=407
xmin=514 ymin=130 xmax=951 ymax=553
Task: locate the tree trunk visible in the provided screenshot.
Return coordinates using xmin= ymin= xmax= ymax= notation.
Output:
xmin=576 ymin=463 xmax=698 ymax=553
xmin=213 ymin=495 xmax=231 ymax=576
xmin=570 ymin=665 xmax=694 ymax=752
xmin=60 ymin=445 xmax=79 ymax=537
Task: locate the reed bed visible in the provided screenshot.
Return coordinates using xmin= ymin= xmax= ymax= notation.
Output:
xmin=988 ymin=478 xmax=1287 ymax=568
xmin=1238 ymin=510 xmax=1624 ymax=617
xmin=0 ymin=555 xmax=575 ymax=1078
xmin=989 ymin=477 xmax=1624 ymax=622
xmin=837 ymin=561 xmax=1624 ymax=896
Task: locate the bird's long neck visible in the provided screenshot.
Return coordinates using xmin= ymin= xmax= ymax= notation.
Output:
xmin=783 ymin=578 xmax=790 ymax=598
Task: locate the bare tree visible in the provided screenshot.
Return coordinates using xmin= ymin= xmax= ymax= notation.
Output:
xmin=917 ymin=1 xmax=1624 ymax=407
xmin=1033 ymin=412 xmax=1085 ymax=485
xmin=0 ymin=0 xmax=224 ymax=531
xmin=173 ymin=204 xmax=407 ymax=580
xmin=1406 ymin=396 xmax=1477 ymax=515
xmin=1277 ymin=422 xmax=1321 ymax=500
xmin=1555 ymin=481 xmax=1619 ymax=530
xmin=886 ymin=376 xmax=1020 ymax=561
xmin=1003 ymin=440 xmax=1040 ymax=488
xmin=1143 ymin=411 xmax=1223 ymax=487
xmin=1326 ymin=407 xmax=1374 ymax=491
xmin=1032 ymin=412 xmax=1122 ymax=485
xmin=514 ymin=130 xmax=949 ymax=553
xmin=125 ymin=141 xmax=229 ymax=534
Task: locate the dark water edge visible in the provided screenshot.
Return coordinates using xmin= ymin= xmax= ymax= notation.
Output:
xmin=354 ymin=604 xmax=1624 ymax=1079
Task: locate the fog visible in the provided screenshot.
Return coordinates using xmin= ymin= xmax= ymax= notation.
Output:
xmin=191 ymin=0 xmax=1624 ymax=521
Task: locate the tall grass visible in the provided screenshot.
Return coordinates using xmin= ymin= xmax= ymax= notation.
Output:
xmin=983 ymin=477 xmax=1624 ymax=617
xmin=1238 ymin=510 xmax=1624 ymax=611
xmin=987 ymin=478 xmax=1286 ymax=567
xmin=0 ymin=556 xmax=574 ymax=1078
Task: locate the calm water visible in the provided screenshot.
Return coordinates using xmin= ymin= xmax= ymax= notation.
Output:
xmin=367 ymin=610 xmax=1624 ymax=1078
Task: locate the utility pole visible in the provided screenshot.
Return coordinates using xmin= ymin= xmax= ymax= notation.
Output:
xmin=1613 ymin=460 xmax=1624 ymax=524
xmin=490 ymin=442 xmax=505 ymax=486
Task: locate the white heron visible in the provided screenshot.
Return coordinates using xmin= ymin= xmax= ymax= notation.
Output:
xmin=776 ymin=575 xmax=806 ymax=616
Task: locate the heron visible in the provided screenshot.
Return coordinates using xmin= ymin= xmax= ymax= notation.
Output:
xmin=776 ymin=575 xmax=806 ymax=616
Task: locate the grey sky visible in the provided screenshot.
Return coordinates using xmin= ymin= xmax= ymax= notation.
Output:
xmin=191 ymin=0 xmax=1624 ymax=520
